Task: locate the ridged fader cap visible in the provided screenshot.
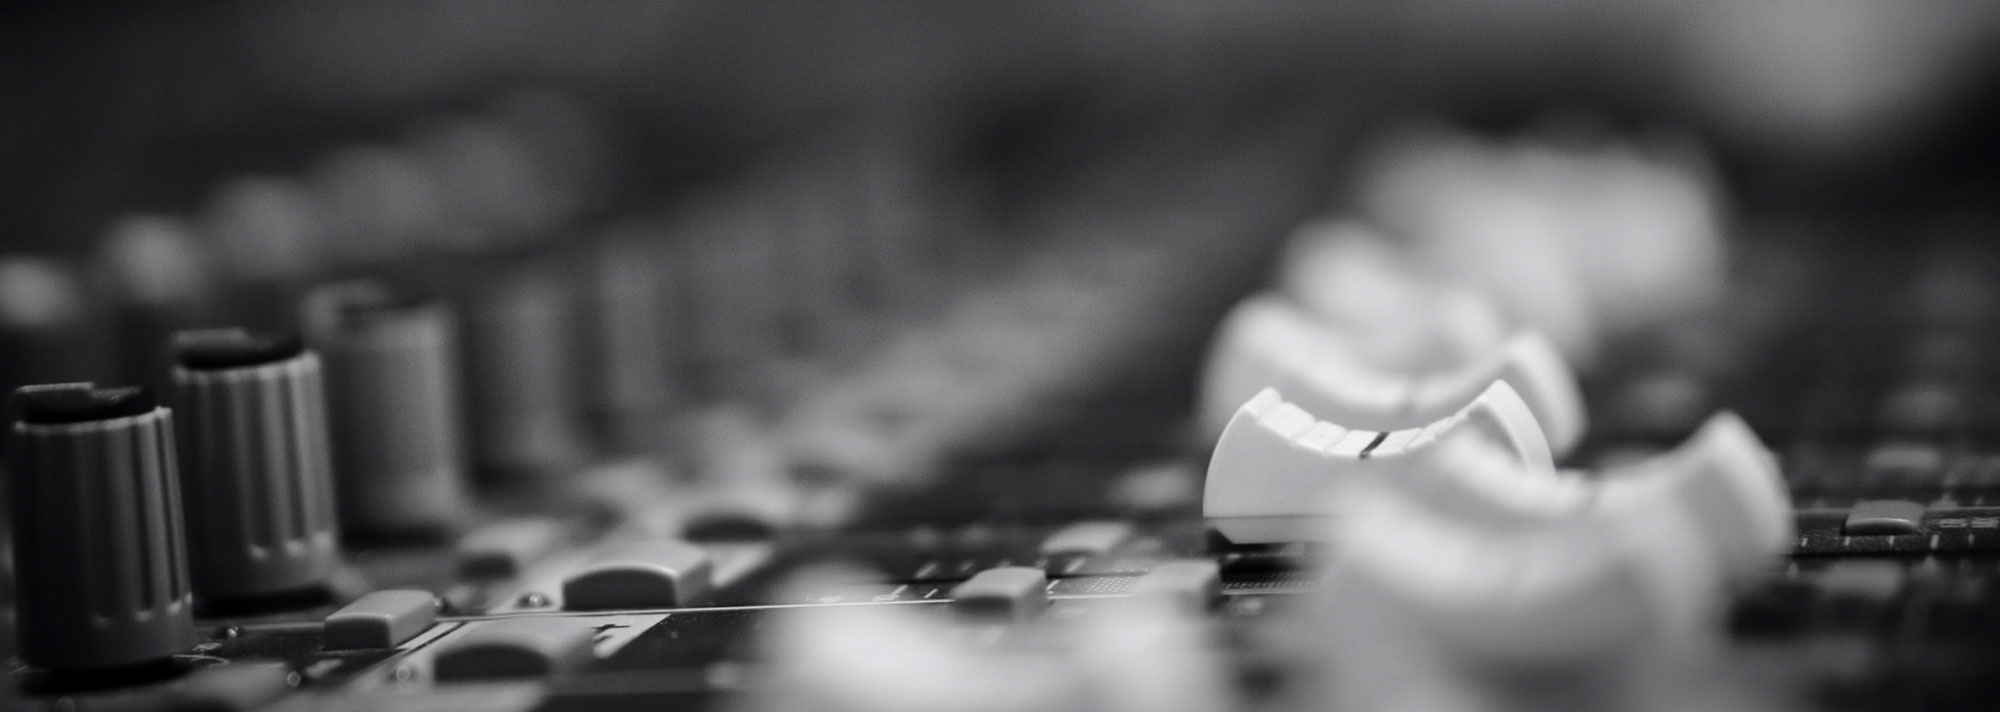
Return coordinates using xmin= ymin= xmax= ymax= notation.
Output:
xmin=6 ymin=383 xmax=195 ymax=671
xmin=169 ymin=329 xmax=341 ymax=607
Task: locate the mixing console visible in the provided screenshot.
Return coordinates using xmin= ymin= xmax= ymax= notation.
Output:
xmin=4 ymin=19 xmax=2000 ymax=711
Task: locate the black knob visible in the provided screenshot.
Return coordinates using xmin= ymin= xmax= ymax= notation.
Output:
xmin=6 ymin=384 xmax=194 ymax=671
xmin=169 ymin=329 xmax=341 ymax=608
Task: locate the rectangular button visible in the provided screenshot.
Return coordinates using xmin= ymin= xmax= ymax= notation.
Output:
xmin=457 ymin=518 xmax=565 ymax=579
xmin=435 ymin=618 xmax=596 ymax=681
xmin=1816 ymin=559 xmax=1906 ymax=601
xmin=1039 ymin=521 xmax=1134 ymax=557
xmin=562 ymin=540 xmax=714 ymax=611
xmin=169 ymin=662 xmax=296 ymax=711
xmin=951 ymin=567 xmax=1049 ymax=621
xmin=324 ymin=590 xmax=438 ymax=650
xmin=1133 ymin=561 xmax=1223 ymax=612
xmin=1844 ymin=500 xmax=1925 ymax=536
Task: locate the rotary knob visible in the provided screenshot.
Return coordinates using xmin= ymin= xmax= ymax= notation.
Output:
xmin=303 ymin=282 xmax=472 ymax=542
xmin=6 ymin=384 xmax=194 ymax=672
xmin=168 ymin=329 xmax=341 ymax=609
xmin=458 ymin=254 xmax=590 ymax=482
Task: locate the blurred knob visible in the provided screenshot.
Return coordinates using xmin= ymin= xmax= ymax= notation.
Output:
xmin=96 ymin=215 xmax=221 ymax=391
xmin=202 ymin=176 xmax=322 ymax=285
xmin=312 ymin=145 xmax=449 ymax=267
xmin=6 ymin=384 xmax=194 ymax=671
xmin=0 ymin=256 xmax=112 ymax=394
xmin=459 ymin=255 xmax=589 ymax=482
xmin=169 ymin=329 xmax=340 ymax=608
xmin=679 ymin=201 xmax=790 ymax=401
xmin=411 ymin=119 xmax=559 ymax=252
xmin=582 ymin=225 xmax=679 ymax=452
xmin=200 ymin=176 xmax=325 ymax=333
xmin=303 ymin=282 xmax=470 ymax=542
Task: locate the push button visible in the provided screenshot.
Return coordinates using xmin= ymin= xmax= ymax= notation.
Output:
xmin=562 ymin=540 xmax=714 ymax=610
xmin=1845 ymin=500 xmax=1925 ymax=536
xmin=434 ymin=618 xmax=595 ymax=681
xmin=952 ymin=566 xmax=1050 ymax=621
xmin=1040 ymin=521 xmax=1133 ymax=557
xmin=1817 ymin=560 xmax=1906 ymax=602
xmin=167 ymin=661 xmax=296 ymax=711
xmin=323 ymin=590 xmax=438 ymax=650
xmin=1133 ymin=561 xmax=1223 ymax=612
xmin=457 ymin=518 xmax=564 ymax=579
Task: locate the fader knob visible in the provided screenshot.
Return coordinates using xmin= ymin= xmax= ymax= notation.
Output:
xmin=1275 ymin=220 xmax=1508 ymax=373
xmin=303 ymin=283 xmax=471 ymax=541
xmin=169 ymin=329 xmax=340 ymax=607
xmin=6 ymin=384 xmax=194 ymax=671
xmin=1203 ymin=384 xmax=1553 ymax=544
xmin=1201 ymin=294 xmax=1585 ymax=453
xmin=1413 ymin=411 xmax=1793 ymax=583
xmin=1324 ymin=487 xmax=1713 ymax=661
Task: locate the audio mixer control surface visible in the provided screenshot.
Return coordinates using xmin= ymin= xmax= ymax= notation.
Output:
xmin=5 ymin=105 xmax=2000 ymax=712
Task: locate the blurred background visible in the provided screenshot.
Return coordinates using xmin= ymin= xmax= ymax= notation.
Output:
xmin=4 ymin=0 xmax=2000 ymax=502
xmin=3 ymin=5 xmax=2000 ymax=709
xmin=6 ymin=0 xmax=1999 ymax=251
xmin=5 ymin=0 xmax=2000 ymax=503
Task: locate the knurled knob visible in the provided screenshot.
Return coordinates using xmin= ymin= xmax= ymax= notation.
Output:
xmin=6 ymin=384 xmax=194 ymax=671
xmin=169 ymin=329 xmax=342 ymax=606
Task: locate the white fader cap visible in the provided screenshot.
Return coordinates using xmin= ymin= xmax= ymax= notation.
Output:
xmin=1203 ymin=382 xmax=1554 ymax=545
xmin=1200 ymin=294 xmax=1585 ymax=454
xmin=1304 ymin=411 xmax=1792 ymax=712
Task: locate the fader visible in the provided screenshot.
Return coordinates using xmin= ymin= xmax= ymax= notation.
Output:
xmin=1201 ymin=293 xmax=1585 ymax=452
xmin=1203 ymin=383 xmax=1553 ymax=544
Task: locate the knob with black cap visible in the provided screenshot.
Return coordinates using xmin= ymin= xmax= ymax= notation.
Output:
xmin=6 ymin=383 xmax=195 ymax=673
xmin=169 ymin=329 xmax=341 ymax=610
